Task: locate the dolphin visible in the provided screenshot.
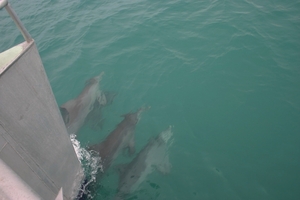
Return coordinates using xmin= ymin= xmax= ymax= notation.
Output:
xmin=114 ymin=126 xmax=173 ymax=200
xmin=85 ymin=91 xmax=117 ymax=131
xmin=60 ymin=72 xmax=107 ymax=135
xmin=89 ymin=107 xmax=150 ymax=174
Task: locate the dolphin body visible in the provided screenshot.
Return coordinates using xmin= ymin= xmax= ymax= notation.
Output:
xmin=77 ymin=107 xmax=148 ymax=200
xmin=89 ymin=107 xmax=149 ymax=173
xmin=114 ymin=126 xmax=173 ymax=200
xmin=85 ymin=91 xmax=117 ymax=131
xmin=60 ymin=72 xmax=107 ymax=135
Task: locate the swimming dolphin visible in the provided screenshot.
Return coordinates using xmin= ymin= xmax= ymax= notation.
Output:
xmin=114 ymin=126 xmax=173 ymax=200
xmin=85 ymin=91 xmax=117 ymax=131
xmin=89 ymin=107 xmax=150 ymax=174
xmin=60 ymin=72 xmax=107 ymax=135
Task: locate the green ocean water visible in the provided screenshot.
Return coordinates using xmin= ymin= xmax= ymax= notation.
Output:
xmin=1 ymin=0 xmax=300 ymax=199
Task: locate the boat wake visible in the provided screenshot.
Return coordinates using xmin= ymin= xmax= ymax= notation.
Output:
xmin=70 ymin=134 xmax=102 ymax=199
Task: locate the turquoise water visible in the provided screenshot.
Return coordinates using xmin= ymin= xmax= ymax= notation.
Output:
xmin=1 ymin=0 xmax=300 ymax=199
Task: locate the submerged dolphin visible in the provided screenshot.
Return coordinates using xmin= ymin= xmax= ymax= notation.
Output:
xmin=114 ymin=126 xmax=173 ymax=200
xmin=85 ymin=91 xmax=117 ymax=131
xmin=60 ymin=72 xmax=107 ymax=135
xmin=89 ymin=107 xmax=150 ymax=173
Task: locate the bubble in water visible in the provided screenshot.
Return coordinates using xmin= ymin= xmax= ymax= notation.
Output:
xmin=70 ymin=134 xmax=102 ymax=199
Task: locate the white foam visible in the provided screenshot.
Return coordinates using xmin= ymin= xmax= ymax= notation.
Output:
xmin=70 ymin=134 xmax=102 ymax=198
xmin=70 ymin=134 xmax=102 ymax=168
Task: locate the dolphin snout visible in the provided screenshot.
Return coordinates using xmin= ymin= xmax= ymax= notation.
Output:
xmin=136 ymin=106 xmax=151 ymax=120
xmin=94 ymin=72 xmax=105 ymax=82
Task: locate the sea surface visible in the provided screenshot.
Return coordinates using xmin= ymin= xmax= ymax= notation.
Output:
xmin=1 ymin=0 xmax=300 ymax=199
